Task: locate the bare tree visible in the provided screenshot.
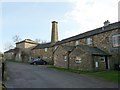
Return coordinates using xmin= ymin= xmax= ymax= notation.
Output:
xmin=35 ymin=39 xmax=47 ymax=44
xmin=41 ymin=40 xmax=47 ymax=44
xmin=4 ymin=42 xmax=14 ymax=51
xmin=35 ymin=39 xmax=41 ymax=43
xmin=12 ymin=35 xmax=21 ymax=43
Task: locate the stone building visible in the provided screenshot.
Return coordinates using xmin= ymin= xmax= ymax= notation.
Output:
xmin=0 ymin=53 xmax=3 ymax=62
xmin=4 ymin=49 xmax=14 ymax=60
xmin=31 ymin=21 xmax=59 ymax=64
xmin=54 ymin=45 xmax=75 ymax=68
xmin=32 ymin=43 xmax=53 ymax=64
xmin=70 ymin=45 xmax=111 ymax=71
xmin=4 ymin=39 xmax=38 ymax=61
xmin=54 ymin=45 xmax=111 ymax=71
xmin=15 ymin=39 xmax=38 ymax=61
xmin=4 ymin=20 xmax=120 ymax=70
xmin=54 ymin=21 xmax=120 ymax=70
xmin=0 ymin=54 xmax=3 ymax=60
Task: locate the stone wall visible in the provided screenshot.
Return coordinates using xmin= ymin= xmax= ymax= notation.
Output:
xmin=58 ymin=29 xmax=119 ymax=70
xmin=24 ymin=42 xmax=37 ymax=49
xmin=4 ymin=52 xmax=14 ymax=60
xmin=31 ymin=49 xmax=41 ymax=58
xmin=93 ymin=56 xmax=107 ymax=70
xmin=54 ymin=46 xmax=68 ymax=68
xmin=93 ymin=29 xmax=119 ymax=69
xmin=32 ymin=48 xmax=53 ymax=64
xmin=70 ymin=47 xmax=93 ymax=71
xmin=16 ymin=43 xmax=25 ymax=49
xmin=16 ymin=41 xmax=38 ymax=62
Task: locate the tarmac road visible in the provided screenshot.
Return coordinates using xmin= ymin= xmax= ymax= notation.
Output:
xmin=5 ymin=62 xmax=118 ymax=88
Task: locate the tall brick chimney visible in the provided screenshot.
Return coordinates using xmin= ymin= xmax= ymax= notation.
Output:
xmin=51 ymin=21 xmax=58 ymax=44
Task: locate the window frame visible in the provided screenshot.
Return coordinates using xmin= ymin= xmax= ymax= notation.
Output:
xmin=45 ymin=48 xmax=48 ymax=52
xmin=100 ymin=56 xmax=105 ymax=62
xmin=75 ymin=57 xmax=82 ymax=64
xmin=63 ymin=55 xmax=67 ymax=62
xmin=86 ymin=37 xmax=93 ymax=45
xmin=112 ymin=34 xmax=120 ymax=47
xmin=75 ymin=40 xmax=79 ymax=46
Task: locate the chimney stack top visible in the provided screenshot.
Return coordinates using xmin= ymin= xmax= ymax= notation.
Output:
xmin=52 ymin=21 xmax=58 ymax=23
xmin=104 ymin=20 xmax=110 ymax=26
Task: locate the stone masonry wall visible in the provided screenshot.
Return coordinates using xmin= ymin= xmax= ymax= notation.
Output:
xmin=4 ymin=52 xmax=14 ymax=60
xmin=32 ymin=48 xmax=52 ymax=64
xmin=60 ymin=29 xmax=119 ymax=69
xmin=70 ymin=47 xmax=93 ymax=71
xmin=54 ymin=46 xmax=68 ymax=68
xmin=93 ymin=29 xmax=119 ymax=69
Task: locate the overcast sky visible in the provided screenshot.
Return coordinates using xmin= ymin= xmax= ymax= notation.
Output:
xmin=0 ymin=0 xmax=119 ymax=52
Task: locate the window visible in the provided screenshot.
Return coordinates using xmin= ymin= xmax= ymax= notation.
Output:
xmin=95 ymin=62 xmax=99 ymax=68
xmin=75 ymin=40 xmax=79 ymax=46
xmin=86 ymin=37 xmax=93 ymax=45
xmin=75 ymin=57 xmax=82 ymax=64
xmin=100 ymin=56 xmax=105 ymax=62
xmin=112 ymin=34 xmax=120 ymax=47
xmin=64 ymin=56 xmax=67 ymax=62
xmin=45 ymin=48 xmax=48 ymax=52
xmin=11 ymin=52 xmax=14 ymax=55
xmin=54 ymin=46 xmax=57 ymax=50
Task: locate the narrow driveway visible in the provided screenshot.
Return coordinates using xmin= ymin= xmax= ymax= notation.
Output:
xmin=5 ymin=62 xmax=118 ymax=88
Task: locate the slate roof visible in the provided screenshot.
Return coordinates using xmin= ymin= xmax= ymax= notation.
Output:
xmin=32 ymin=42 xmax=52 ymax=50
xmin=4 ymin=49 xmax=15 ymax=53
xmin=75 ymin=45 xmax=110 ymax=56
xmin=55 ymin=21 xmax=120 ymax=45
xmin=22 ymin=21 xmax=120 ymax=51
xmin=61 ymin=45 xmax=75 ymax=52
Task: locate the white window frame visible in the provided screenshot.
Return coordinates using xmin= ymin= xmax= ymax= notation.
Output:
xmin=45 ymin=48 xmax=48 ymax=52
xmin=108 ymin=59 xmax=110 ymax=69
xmin=75 ymin=40 xmax=79 ymax=46
xmin=112 ymin=34 xmax=120 ymax=47
xmin=95 ymin=62 xmax=98 ymax=68
xmin=64 ymin=56 xmax=67 ymax=62
xmin=86 ymin=37 xmax=93 ymax=45
xmin=75 ymin=57 xmax=82 ymax=64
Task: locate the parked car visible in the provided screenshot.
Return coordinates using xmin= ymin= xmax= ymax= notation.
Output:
xmin=30 ymin=58 xmax=47 ymax=65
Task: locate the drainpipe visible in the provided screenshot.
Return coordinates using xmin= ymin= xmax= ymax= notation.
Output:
xmin=67 ymin=51 xmax=72 ymax=70
xmin=91 ymin=55 xmax=95 ymax=71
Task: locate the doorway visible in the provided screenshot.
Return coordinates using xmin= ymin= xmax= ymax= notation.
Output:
xmin=105 ymin=56 xmax=109 ymax=69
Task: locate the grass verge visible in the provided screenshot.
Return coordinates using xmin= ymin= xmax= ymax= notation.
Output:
xmin=6 ymin=59 xmax=29 ymax=64
xmin=48 ymin=65 xmax=119 ymax=83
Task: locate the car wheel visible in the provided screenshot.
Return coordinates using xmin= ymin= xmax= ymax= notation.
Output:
xmin=33 ymin=62 xmax=36 ymax=65
xmin=44 ymin=62 xmax=47 ymax=65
